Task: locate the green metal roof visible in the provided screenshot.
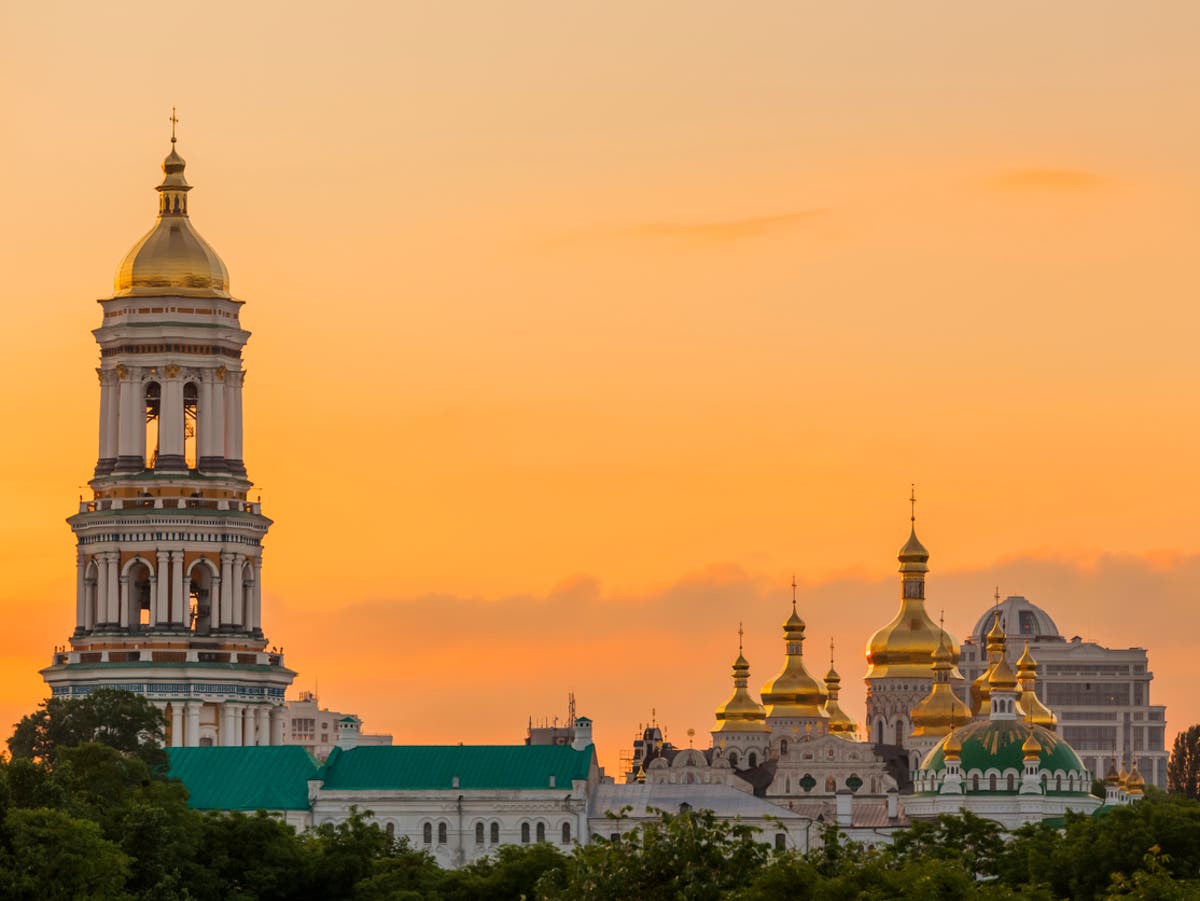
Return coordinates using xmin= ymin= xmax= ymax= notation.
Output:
xmin=167 ymin=746 xmax=319 ymax=811
xmin=919 ymin=721 xmax=1090 ymax=793
xmin=319 ymin=744 xmax=594 ymax=791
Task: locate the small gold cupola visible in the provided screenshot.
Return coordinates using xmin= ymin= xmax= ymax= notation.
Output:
xmin=822 ymin=640 xmax=857 ymax=737
xmin=971 ymin=605 xmax=1006 ymax=717
xmin=713 ymin=624 xmax=770 ymax=734
xmin=866 ymin=488 xmax=961 ymax=680
xmin=910 ymin=624 xmax=972 ymax=737
xmin=114 ymin=110 xmax=230 ymax=298
xmin=1016 ymin=642 xmax=1058 ymax=731
xmin=761 ymin=580 xmax=829 ymax=722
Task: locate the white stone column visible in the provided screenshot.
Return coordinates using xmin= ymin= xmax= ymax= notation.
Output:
xmin=156 ymin=551 xmax=171 ymax=626
xmin=105 ymin=553 xmax=120 ymax=625
xmin=171 ymin=703 xmax=185 ymax=747
xmin=220 ymin=552 xmax=235 ymax=628
xmin=251 ymin=556 xmax=263 ymax=632
xmin=171 ymin=551 xmax=185 ymax=626
xmin=83 ymin=562 xmax=96 ymax=631
xmin=198 ymin=372 xmax=226 ymax=470
xmin=225 ymin=371 xmax=245 ymax=473
xmin=185 ymin=701 xmax=202 ymax=747
xmin=256 ymin=707 xmax=271 ymax=746
xmin=159 ymin=375 xmax=186 ymax=466
xmin=220 ymin=703 xmax=236 ymax=746
xmin=96 ymin=554 xmax=109 ymax=625
xmin=97 ymin=369 xmax=119 ymax=471
xmin=119 ymin=572 xmax=131 ymax=629
xmin=75 ymin=554 xmax=86 ymax=631
xmin=270 ymin=706 xmax=285 ymax=746
xmin=243 ymin=705 xmax=257 ymax=746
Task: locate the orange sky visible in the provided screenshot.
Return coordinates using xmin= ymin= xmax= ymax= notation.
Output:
xmin=2 ymin=3 xmax=1200 ymax=772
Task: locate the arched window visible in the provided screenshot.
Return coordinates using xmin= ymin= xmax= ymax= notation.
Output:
xmin=1007 ymin=774 xmax=1015 ymax=791
xmin=728 ymin=751 xmax=738 ymax=767
xmin=780 ymin=739 xmax=789 ymax=755
xmin=972 ymin=774 xmax=980 ymax=791
xmin=562 ymin=822 xmax=571 ymax=844
xmin=490 ymin=822 xmax=499 ymax=844
xmin=423 ymin=823 xmax=432 ymax=844
xmin=989 ymin=774 xmax=997 ymax=791
xmin=748 ymin=752 xmax=757 ymax=768
xmin=385 ymin=823 xmax=395 ymax=842
xmin=1056 ymin=775 xmax=1062 ymax=791
xmin=536 ymin=822 xmax=546 ymax=843
xmin=475 ymin=822 xmax=484 ymax=844
xmin=895 ymin=720 xmax=904 ymax=746
xmin=521 ymin=822 xmax=530 ymax=843
xmin=437 ymin=822 xmax=447 ymax=844
xmin=876 ymin=720 xmax=884 ymax=744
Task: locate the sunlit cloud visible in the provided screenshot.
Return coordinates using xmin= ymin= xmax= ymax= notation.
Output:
xmin=988 ymin=167 xmax=1109 ymax=191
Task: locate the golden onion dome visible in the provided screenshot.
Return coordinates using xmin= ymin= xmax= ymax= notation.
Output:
xmin=114 ymin=140 xmax=230 ymax=298
xmin=970 ymin=611 xmax=1007 ymax=717
xmin=1016 ymin=642 xmax=1058 ymax=731
xmin=714 ymin=647 xmax=770 ymax=734
xmin=1118 ymin=766 xmax=1128 ymax=790
xmin=988 ymin=655 xmax=1018 ymax=693
xmin=1104 ymin=759 xmax=1121 ymax=786
xmin=1126 ymin=760 xmax=1145 ymax=794
xmin=910 ymin=636 xmax=972 ymax=737
xmin=761 ymin=602 xmax=828 ymax=721
xmin=1021 ymin=729 xmax=1042 ymax=759
xmin=943 ymin=727 xmax=963 ymax=760
xmin=897 ymin=526 xmax=930 ymax=572
xmin=821 ymin=648 xmax=857 ymax=737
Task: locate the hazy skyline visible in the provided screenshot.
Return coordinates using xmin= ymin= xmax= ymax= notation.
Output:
xmin=2 ymin=2 xmax=1199 ymax=769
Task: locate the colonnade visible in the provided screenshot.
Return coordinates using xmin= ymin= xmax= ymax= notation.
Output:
xmin=166 ymin=701 xmax=286 ymax=747
xmin=78 ymin=550 xmax=262 ymax=632
xmin=98 ymin=365 xmax=245 ymax=473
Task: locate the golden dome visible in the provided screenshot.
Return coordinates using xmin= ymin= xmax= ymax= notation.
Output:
xmin=821 ymin=646 xmax=857 ymax=737
xmin=1016 ymin=642 xmax=1058 ymax=731
xmin=1126 ymin=760 xmax=1145 ymax=795
xmin=114 ymin=141 xmax=230 ymax=298
xmin=1021 ymin=729 xmax=1042 ymax=759
xmin=761 ymin=602 xmax=828 ymax=721
xmin=910 ymin=635 xmax=972 ymax=737
xmin=943 ymin=727 xmax=963 ymax=760
xmin=714 ymin=646 xmax=770 ymax=734
xmin=865 ymin=521 xmax=960 ymax=680
xmin=970 ymin=610 xmax=1006 ymax=717
xmin=1104 ymin=759 xmax=1121 ymax=786
xmin=988 ymin=655 xmax=1018 ymax=693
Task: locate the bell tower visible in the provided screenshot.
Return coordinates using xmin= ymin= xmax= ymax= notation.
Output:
xmin=41 ymin=126 xmax=295 ymax=748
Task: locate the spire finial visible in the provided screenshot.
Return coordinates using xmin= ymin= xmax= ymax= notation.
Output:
xmin=738 ymin=621 xmax=744 ymax=654
xmin=994 ymin=586 xmax=1000 ymax=607
xmin=830 ymin=636 xmax=835 ymax=669
xmin=791 ymin=574 xmax=798 ymax=611
xmin=909 ymin=483 xmax=916 ymax=523
xmin=169 ymin=106 xmax=180 ymax=144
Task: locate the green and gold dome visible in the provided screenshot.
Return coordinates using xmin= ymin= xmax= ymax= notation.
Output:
xmin=917 ymin=720 xmax=1092 ymax=795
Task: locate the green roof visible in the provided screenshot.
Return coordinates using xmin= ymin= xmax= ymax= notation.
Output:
xmin=919 ymin=721 xmax=1090 ymax=793
xmin=167 ymin=746 xmax=319 ymax=811
xmin=319 ymin=744 xmax=594 ymax=791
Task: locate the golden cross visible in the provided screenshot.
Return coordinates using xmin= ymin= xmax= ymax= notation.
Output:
xmin=791 ymin=574 xmax=798 ymax=608
xmin=737 ymin=621 xmax=744 ymax=653
xmin=169 ymin=107 xmax=180 ymax=143
xmin=909 ymin=483 xmax=917 ymax=522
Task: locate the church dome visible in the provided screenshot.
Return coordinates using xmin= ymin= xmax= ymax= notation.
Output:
xmin=113 ymin=142 xmax=230 ymax=298
xmin=760 ymin=602 xmax=828 ymax=719
xmin=971 ymin=596 xmax=1062 ymax=645
xmin=918 ymin=721 xmax=1092 ymax=794
xmin=713 ymin=651 xmax=770 ymax=734
xmin=910 ymin=636 xmax=971 ymax=737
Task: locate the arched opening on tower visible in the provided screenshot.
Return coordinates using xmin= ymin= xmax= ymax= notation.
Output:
xmin=125 ymin=560 xmax=153 ymax=630
xmin=183 ymin=382 xmax=198 ymax=469
xmin=187 ymin=559 xmax=216 ymax=635
xmin=144 ymin=381 xmax=161 ymax=469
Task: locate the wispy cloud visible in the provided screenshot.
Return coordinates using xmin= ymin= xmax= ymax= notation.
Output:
xmin=988 ymin=167 xmax=1109 ymax=192
xmin=624 ymin=209 xmax=828 ymax=242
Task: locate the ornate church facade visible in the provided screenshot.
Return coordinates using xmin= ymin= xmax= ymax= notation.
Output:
xmin=41 ymin=134 xmax=295 ymax=746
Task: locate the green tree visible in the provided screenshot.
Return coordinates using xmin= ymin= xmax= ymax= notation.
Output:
xmin=8 ymin=690 xmax=166 ymax=769
xmin=0 ymin=807 xmax=131 ymax=901
xmin=887 ymin=810 xmax=1007 ymax=878
xmin=352 ymin=839 xmax=445 ymax=901
xmin=1168 ymin=724 xmax=1200 ymax=799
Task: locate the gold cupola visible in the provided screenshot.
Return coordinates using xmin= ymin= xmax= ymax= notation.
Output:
xmin=822 ymin=640 xmax=857 ymax=737
xmin=114 ymin=118 xmax=230 ymax=299
xmin=970 ymin=609 xmax=1007 ymax=717
xmin=1021 ymin=728 xmax=1042 ymax=761
xmin=910 ymin=630 xmax=972 ymax=737
xmin=1125 ymin=759 xmax=1145 ymax=797
xmin=761 ymin=584 xmax=829 ymax=723
xmin=713 ymin=626 xmax=770 ymax=734
xmin=865 ymin=491 xmax=961 ymax=680
xmin=1016 ymin=642 xmax=1058 ymax=731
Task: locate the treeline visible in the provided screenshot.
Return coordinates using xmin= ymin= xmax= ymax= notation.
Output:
xmin=4 ymin=691 xmax=1200 ymax=900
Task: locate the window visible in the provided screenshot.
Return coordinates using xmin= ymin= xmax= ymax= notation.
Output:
xmin=423 ymin=823 xmax=432 ymax=844
xmin=536 ymin=822 xmax=546 ymax=843
xmin=475 ymin=822 xmax=484 ymax=844
xmin=562 ymin=822 xmax=571 ymax=844
xmin=989 ymin=774 xmax=997 ymax=791
xmin=490 ymin=822 xmax=499 ymax=844
xmin=521 ymin=823 xmax=530 ymax=844
xmin=610 ymin=832 xmax=619 ymax=842
xmin=780 ymin=739 xmax=788 ymax=755
xmin=775 ymin=833 xmax=786 ymax=850
xmin=1007 ymin=774 xmax=1015 ymax=791
xmin=972 ymin=774 xmax=980 ymax=791
xmin=748 ymin=752 xmax=757 ymax=768
xmin=437 ymin=823 xmax=447 ymax=844
xmin=728 ymin=752 xmax=738 ymax=767
xmin=386 ymin=823 xmax=395 ymax=842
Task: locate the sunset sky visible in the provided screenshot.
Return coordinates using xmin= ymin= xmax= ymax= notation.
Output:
xmin=2 ymin=2 xmax=1200 ymax=772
